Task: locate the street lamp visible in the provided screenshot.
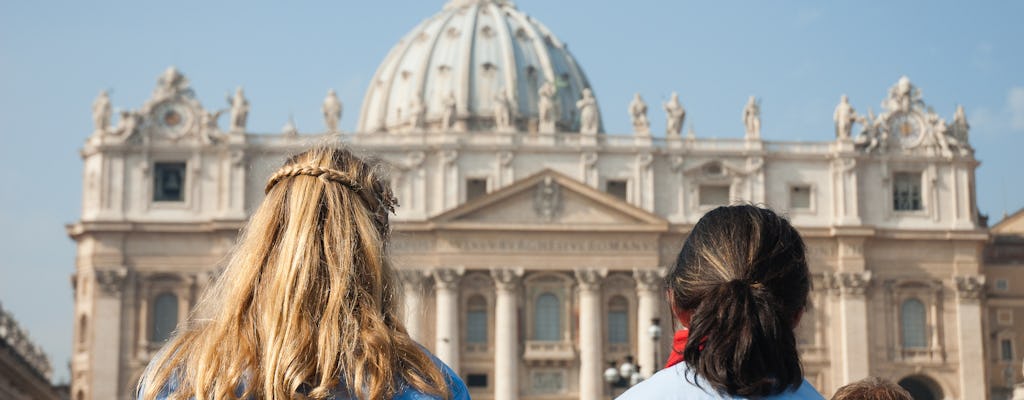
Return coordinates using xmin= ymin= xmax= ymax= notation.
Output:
xmin=648 ymin=317 xmax=663 ymax=374
xmin=604 ymin=356 xmax=644 ymax=397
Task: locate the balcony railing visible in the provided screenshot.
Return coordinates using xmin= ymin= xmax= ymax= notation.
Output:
xmin=523 ymin=340 xmax=576 ymax=361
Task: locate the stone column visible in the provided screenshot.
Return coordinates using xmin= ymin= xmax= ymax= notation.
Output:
xmin=954 ymin=275 xmax=987 ymax=400
xmin=491 ymin=268 xmax=523 ymax=400
xmin=576 ymin=269 xmax=606 ymax=400
xmin=434 ymin=268 xmax=464 ymax=373
xmin=832 ymin=270 xmax=872 ymax=385
xmin=92 ymin=267 xmax=128 ymax=400
xmin=398 ymin=270 xmax=428 ymax=343
xmin=634 ymin=268 xmax=662 ymax=377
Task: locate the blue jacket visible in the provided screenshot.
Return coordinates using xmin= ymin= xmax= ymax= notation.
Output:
xmin=138 ymin=347 xmax=469 ymax=400
xmin=616 ymin=362 xmax=824 ymax=400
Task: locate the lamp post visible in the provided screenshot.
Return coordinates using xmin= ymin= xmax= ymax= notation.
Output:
xmin=603 ymin=355 xmax=644 ymax=398
xmin=648 ymin=317 xmax=663 ymax=374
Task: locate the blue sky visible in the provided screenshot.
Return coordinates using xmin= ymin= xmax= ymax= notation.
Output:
xmin=1 ymin=0 xmax=1022 ymax=383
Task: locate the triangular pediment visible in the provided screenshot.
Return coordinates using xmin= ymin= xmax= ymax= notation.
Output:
xmin=430 ymin=169 xmax=668 ymax=231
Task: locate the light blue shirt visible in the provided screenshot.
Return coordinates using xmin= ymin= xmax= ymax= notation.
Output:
xmin=138 ymin=348 xmax=469 ymax=400
xmin=615 ymin=362 xmax=824 ymax=400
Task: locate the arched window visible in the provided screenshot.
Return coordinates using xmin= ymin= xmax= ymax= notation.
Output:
xmin=607 ymin=296 xmax=629 ymax=344
xmin=901 ymin=299 xmax=927 ymax=348
xmin=152 ymin=292 xmax=179 ymax=342
xmin=534 ymin=292 xmax=561 ymax=341
xmin=466 ymin=295 xmax=488 ymax=344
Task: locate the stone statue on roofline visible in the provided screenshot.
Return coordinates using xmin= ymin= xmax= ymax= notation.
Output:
xmin=323 ymin=89 xmax=343 ymax=133
xmin=441 ymin=91 xmax=457 ymax=131
xmin=408 ymin=95 xmax=425 ymax=132
xmin=833 ymin=95 xmax=858 ymax=140
xmin=663 ymin=92 xmax=685 ymax=138
xmin=92 ymin=90 xmax=112 ymax=134
xmin=629 ymin=93 xmax=650 ymax=136
xmin=228 ymin=87 xmax=249 ymax=132
xmin=952 ymin=105 xmax=970 ymax=144
xmin=576 ymin=88 xmax=599 ymax=135
xmin=114 ymin=109 xmax=141 ymax=138
xmin=155 ymin=66 xmax=191 ymax=98
xmin=538 ymin=81 xmax=558 ymax=134
xmin=494 ymin=88 xmax=513 ymax=132
xmin=743 ymin=96 xmax=761 ymax=139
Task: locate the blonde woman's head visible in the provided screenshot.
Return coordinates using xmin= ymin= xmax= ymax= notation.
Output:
xmin=140 ymin=146 xmax=448 ymax=400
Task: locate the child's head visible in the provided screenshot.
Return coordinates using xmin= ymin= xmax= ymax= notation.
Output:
xmin=667 ymin=205 xmax=810 ymax=397
xmin=832 ymin=377 xmax=913 ymax=400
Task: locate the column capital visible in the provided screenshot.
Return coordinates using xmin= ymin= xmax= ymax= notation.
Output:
xmin=95 ymin=267 xmax=129 ymax=296
xmin=398 ymin=269 xmax=430 ymax=290
xmin=433 ymin=267 xmax=465 ymax=291
xmin=633 ymin=267 xmax=665 ymax=292
xmin=490 ymin=268 xmax=524 ymax=292
xmin=574 ymin=268 xmax=607 ymax=292
xmin=828 ymin=270 xmax=872 ymax=296
xmin=954 ymin=275 xmax=986 ymax=301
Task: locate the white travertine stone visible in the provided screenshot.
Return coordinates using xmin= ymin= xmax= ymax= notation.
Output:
xmin=575 ymin=268 xmax=606 ymax=400
xmin=834 ymin=95 xmax=857 ymax=140
xmin=491 ymin=268 xmax=522 ymax=400
xmin=577 ymin=88 xmax=599 ymax=135
xmin=322 ymin=89 xmax=342 ymax=133
xmin=399 ymin=269 xmax=429 ymax=343
xmin=434 ymin=267 xmax=464 ymax=372
xmin=634 ymin=268 xmax=662 ymax=378
xmin=664 ymin=92 xmax=685 ymax=138
xmin=956 ymin=275 xmax=987 ymax=400
xmin=743 ymin=96 xmax=761 ymax=139
xmin=629 ymin=93 xmax=650 ymax=136
xmin=228 ymin=87 xmax=249 ymax=133
xmin=92 ymin=90 xmax=111 ymax=134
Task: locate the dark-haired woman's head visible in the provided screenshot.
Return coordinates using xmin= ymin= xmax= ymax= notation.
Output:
xmin=667 ymin=205 xmax=810 ymax=397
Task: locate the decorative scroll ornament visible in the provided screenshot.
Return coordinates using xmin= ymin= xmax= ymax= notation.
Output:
xmin=533 ymin=176 xmax=562 ymax=222
xmin=490 ymin=268 xmax=524 ymax=291
xmin=954 ymin=275 xmax=986 ymax=300
xmin=828 ymin=271 xmax=872 ymax=296
xmin=95 ymin=267 xmax=129 ymax=296
xmin=574 ymin=268 xmax=607 ymax=291
xmin=433 ymin=267 xmax=465 ymax=290
xmin=633 ymin=268 xmax=665 ymax=292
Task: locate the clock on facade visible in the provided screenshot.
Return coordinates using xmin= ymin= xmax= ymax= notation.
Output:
xmin=151 ymin=101 xmax=193 ymax=139
xmin=888 ymin=111 xmax=924 ymax=148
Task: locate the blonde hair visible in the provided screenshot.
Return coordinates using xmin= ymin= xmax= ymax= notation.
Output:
xmin=139 ymin=146 xmax=448 ymax=399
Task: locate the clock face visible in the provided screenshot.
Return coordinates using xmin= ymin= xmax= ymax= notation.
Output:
xmin=889 ymin=112 xmax=923 ymax=148
xmin=152 ymin=101 xmax=193 ymax=138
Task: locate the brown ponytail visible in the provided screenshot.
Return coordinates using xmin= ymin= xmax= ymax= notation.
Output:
xmin=667 ymin=205 xmax=809 ymax=397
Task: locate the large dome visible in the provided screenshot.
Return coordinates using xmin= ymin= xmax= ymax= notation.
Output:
xmin=357 ymin=0 xmax=602 ymax=134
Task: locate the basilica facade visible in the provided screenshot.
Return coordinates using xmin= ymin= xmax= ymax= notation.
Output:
xmin=68 ymin=1 xmax=1003 ymax=399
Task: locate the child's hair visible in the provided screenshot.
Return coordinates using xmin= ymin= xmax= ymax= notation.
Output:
xmin=831 ymin=377 xmax=913 ymax=400
xmin=667 ymin=205 xmax=810 ymax=396
xmin=138 ymin=146 xmax=449 ymax=400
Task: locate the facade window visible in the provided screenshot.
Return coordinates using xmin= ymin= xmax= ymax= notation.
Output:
xmin=893 ymin=172 xmax=922 ymax=211
xmin=465 ymin=178 xmax=488 ymax=202
xmin=699 ymin=184 xmax=730 ymax=206
xmin=900 ymin=299 xmax=927 ymax=348
xmin=466 ymin=295 xmax=488 ymax=344
xmin=466 ymin=373 xmax=488 ymax=388
xmin=534 ymin=293 xmax=561 ymax=341
xmin=606 ymin=180 xmax=628 ymax=201
xmin=790 ymin=185 xmax=811 ymax=210
xmin=606 ymin=296 xmax=629 ymax=344
xmin=152 ymin=293 xmax=179 ymax=342
xmin=1001 ymin=339 xmax=1014 ymax=362
xmin=154 ymin=162 xmax=187 ymax=202
xmin=996 ymin=278 xmax=1010 ymax=291
xmin=998 ymin=309 xmax=1014 ymax=325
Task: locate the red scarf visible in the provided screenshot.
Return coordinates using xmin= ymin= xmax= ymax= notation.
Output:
xmin=663 ymin=329 xmax=689 ymax=368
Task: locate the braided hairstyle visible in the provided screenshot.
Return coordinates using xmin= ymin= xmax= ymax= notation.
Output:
xmin=667 ymin=205 xmax=810 ymax=397
xmin=140 ymin=146 xmax=448 ymax=400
